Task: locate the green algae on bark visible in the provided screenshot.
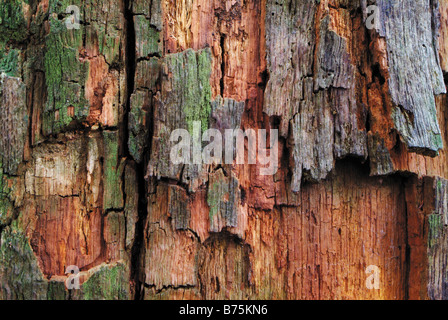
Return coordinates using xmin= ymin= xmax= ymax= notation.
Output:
xmin=102 ymin=130 xmax=125 ymax=211
xmin=165 ymin=48 xmax=212 ymax=135
xmin=78 ymin=262 xmax=130 ymax=300
xmin=0 ymin=0 xmax=28 ymax=43
xmin=43 ymin=16 xmax=88 ymax=136
xmin=0 ymin=221 xmax=48 ymax=300
xmin=0 ymin=46 xmax=21 ymax=77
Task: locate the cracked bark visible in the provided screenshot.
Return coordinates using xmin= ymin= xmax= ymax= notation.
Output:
xmin=1 ymin=0 xmax=448 ymax=300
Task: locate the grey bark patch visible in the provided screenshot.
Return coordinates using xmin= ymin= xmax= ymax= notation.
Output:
xmin=0 ymin=74 xmax=27 ymax=175
xmin=374 ymin=0 xmax=446 ymax=156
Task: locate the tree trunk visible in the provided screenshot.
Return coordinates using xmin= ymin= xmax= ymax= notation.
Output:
xmin=1 ymin=0 xmax=448 ymax=300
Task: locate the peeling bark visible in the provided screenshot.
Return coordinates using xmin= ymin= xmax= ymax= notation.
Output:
xmin=1 ymin=0 xmax=448 ymax=300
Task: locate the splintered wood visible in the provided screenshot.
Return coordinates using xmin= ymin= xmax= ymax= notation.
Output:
xmin=1 ymin=0 xmax=448 ymax=300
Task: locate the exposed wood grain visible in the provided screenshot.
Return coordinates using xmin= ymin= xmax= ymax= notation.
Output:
xmin=2 ymin=0 xmax=448 ymax=301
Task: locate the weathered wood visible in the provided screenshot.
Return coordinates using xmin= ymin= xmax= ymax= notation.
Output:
xmin=0 ymin=0 xmax=132 ymax=300
xmin=426 ymin=177 xmax=448 ymax=300
xmin=146 ymin=48 xmax=212 ymax=192
xmin=2 ymin=0 xmax=448 ymax=301
xmin=372 ymin=0 xmax=446 ymax=156
xmin=0 ymin=74 xmax=27 ymax=175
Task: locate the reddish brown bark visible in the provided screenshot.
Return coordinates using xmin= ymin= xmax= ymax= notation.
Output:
xmin=1 ymin=0 xmax=448 ymax=300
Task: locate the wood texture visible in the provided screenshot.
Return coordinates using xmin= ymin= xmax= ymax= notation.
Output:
xmin=1 ymin=0 xmax=448 ymax=300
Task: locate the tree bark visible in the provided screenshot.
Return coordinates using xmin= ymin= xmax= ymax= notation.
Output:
xmin=1 ymin=0 xmax=448 ymax=300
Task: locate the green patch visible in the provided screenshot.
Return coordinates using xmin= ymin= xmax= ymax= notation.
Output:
xmin=134 ymin=15 xmax=162 ymax=58
xmin=128 ymin=92 xmax=150 ymax=163
xmin=46 ymin=281 xmax=68 ymax=300
xmin=0 ymin=0 xmax=27 ymax=43
xmin=428 ymin=214 xmax=443 ymax=248
xmin=0 ymin=161 xmax=14 ymax=227
xmin=81 ymin=263 xmax=129 ymax=300
xmin=0 ymin=221 xmax=48 ymax=299
xmin=166 ymin=48 xmax=212 ymax=135
xmin=0 ymin=47 xmax=20 ymax=77
xmin=102 ymin=131 xmax=124 ymax=211
xmin=43 ymin=16 xmax=89 ymax=135
xmin=207 ymin=180 xmax=225 ymax=221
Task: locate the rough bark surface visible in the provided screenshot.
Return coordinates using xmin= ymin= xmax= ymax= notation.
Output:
xmin=1 ymin=0 xmax=448 ymax=300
